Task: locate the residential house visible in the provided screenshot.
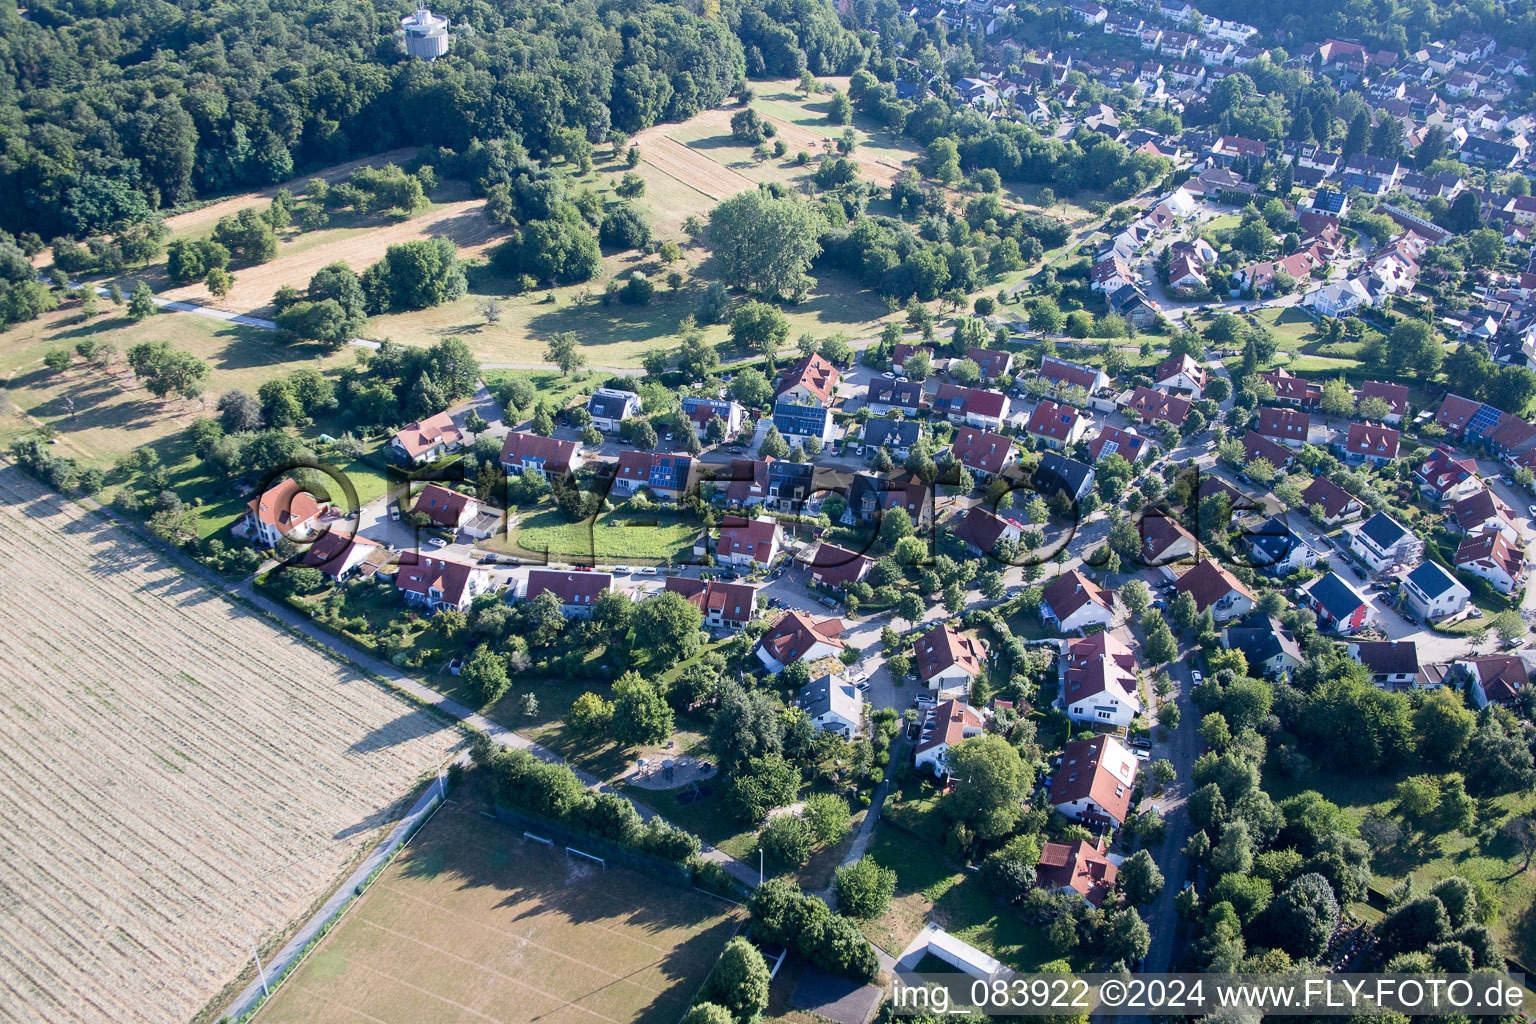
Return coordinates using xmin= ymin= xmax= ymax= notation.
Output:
xmin=1450 ymin=489 xmax=1520 ymax=541
xmin=1302 ymin=571 xmax=1377 ymax=633
xmin=1222 ymin=612 xmax=1305 ymax=679
xmin=1122 ymin=386 xmax=1191 ymax=427
xmin=916 ymin=623 xmax=986 ymax=700
xmin=721 ymin=458 xmax=815 ymax=513
xmin=1462 ymin=654 xmax=1533 ymax=708
xmin=1244 ymin=516 xmax=1321 ymax=576
xmin=1041 ymin=356 xmax=1112 ymax=394
xmin=1400 ymin=559 xmax=1471 ymax=620
xmin=396 ymin=554 xmax=492 ymax=613
xmin=680 ymin=396 xmax=744 ymax=438
xmin=1242 ymin=430 xmax=1296 ymax=472
xmin=1255 ymin=407 xmax=1323 ymax=448
xmin=866 ymin=378 xmax=925 ymax=417
xmin=391 ymin=411 xmax=463 ymax=464
xmin=1342 ymin=154 xmax=1403 ymax=194
xmin=1089 ymin=425 xmax=1151 ymax=464
xmin=1037 ymin=840 xmax=1118 ymax=906
xmin=966 ymin=347 xmax=1014 ymax=382
xmin=1062 ymin=632 xmax=1141 ymax=728
xmin=1025 ymin=399 xmax=1091 ymax=449
xmin=499 ymin=432 xmax=582 ymax=480
xmin=665 ymin=577 xmax=758 ymax=630
xmin=1092 ymin=256 xmax=1136 ymax=294
xmin=1261 ymin=369 xmax=1322 ymax=409
xmin=891 ymin=344 xmax=935 ymax=375
xmin=1034 ymin=451 xmax=1096 ymax=505
xmin=714 ymin=516 xmax=783 ymax=570
xmin=1153 ymin=354 xmax=1208 ymax=398
xmin=1303 ymin=279 xmax=1372 ymax=317
xmin=1435 ymin=394 xmax=1505 ymax=441
xmin=1359 ymin=380 xmax=1410 ymax=424
xmin=587 ymin=388 xmax=642 ymax=432
xmin=1050 ymin=735 xmax=1139 ymax=828
xmin=1138 ymin=512 xmax=1199 ymax=566
xmin=956 ymin=506 xmax=1025 ymax=556
xmin=1107 ymin=284 xmax=1161 ymax=327
xmin=756 ymin=610 xmax=845 ymax=673
xmin=1208 ymin=134 xmax=1267 ymax=167
xmin=1174 ymin=558 xmax=1257 ymax=622
xmin=612 ymin=451 xmax=694 ymax=501
xmin=1414 ymin=445 xmax=1483 ymax=502
xmin=798 ymin=674 xmax=863 ymax=738
xmin=412 ymin=484 xmax=478 ymax=530
xmin=1238 ymin=247 xmax=1327 ymax=294
xmin=773 ymin=354 xmax=840 ymax=445
xmin=950 ymin=427 xmax=1019 ymax=481
xmin=1352 ymin=512 xmax=1423 ymax=571
xmin=524 ymin=569 xmax=614 ymax=619
xmin=1301 ymin=476 xmax=1364 ymax=525
xmin=297 ymin=531 xmax=382 ymax=581
xmin=1343 ymin=423 xmax=1401 ymax=466
xmin=863 ymin=418 xmax=925 ymax=460
xmin=242 ymin=478 xmax=321 ymax=548
xmin=914 ymin=700 xmax=987 ymax=776
xmin=1456 ymin=529 xmax=1527 ymax=594
xmin=808 ymin=543 xmax=873 ymax=588
xmin=1348 ymin=640 xmax=1421 ymax=689
xmin=933 ymin=384 xmax=1008 ymax=430
xmin=1041 ymin=569 xmax=1115 ymax=633
xmin=846 ymin=472 xmax=932 ymax=528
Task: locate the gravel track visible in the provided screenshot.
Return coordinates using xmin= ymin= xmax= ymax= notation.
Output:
xmin=0 ymin=467 xmax=456 ymax=1024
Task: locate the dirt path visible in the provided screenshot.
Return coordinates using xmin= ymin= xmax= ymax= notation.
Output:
xmin=160 ymin=199 xmax=500 ymax=313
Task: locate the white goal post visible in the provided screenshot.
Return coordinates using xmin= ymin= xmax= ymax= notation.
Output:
xmin=523 ymin=832 xmax=553 ymax=848
xmin=565 ymin=846 xmax=606 ymax=868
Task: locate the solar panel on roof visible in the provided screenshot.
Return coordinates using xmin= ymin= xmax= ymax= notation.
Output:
xmin=1468 ymin=403 xmax=1502 ymax=436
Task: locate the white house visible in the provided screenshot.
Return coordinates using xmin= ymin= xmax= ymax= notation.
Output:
xmin=756 ymin=610 xmax=845 ymax=673
xmin=1304 ymin=278 xmax=1372 ymax=317
xmin=915 ymin=623 xmax=986 ymax=700
xmin=1400 ymin=559 xmax=1472 ymax=620
xmin=1455 ymin=529 xmax=1526 ymax=594
xmin=1049 ymin=735 xmax=1138 ymax=828
xmin=1062 ymin=632 xmax=1141 ymax=729
xmin=914 ymin=700 xmax=987 ymax=777
xmin=587 ymin=388 xmax=642 ymax=432
xmin=1152 ymin=354 xmax=1208 ymax=399
xmin=799 ymin=673 xmax=863 ymax=738
xmin=1041 ymin=570 xmax=1114 ymax=633
xmin=241 ymin=478 xmax=322 ymax=548
xmin=1351 ymin=512 xmax=1423 ymax=572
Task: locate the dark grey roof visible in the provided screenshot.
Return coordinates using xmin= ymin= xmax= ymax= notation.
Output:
xmin=1359 ymin=512 xmax=1411 ymax=550
xmin=1243 ymin=517 xmax=1303 ymax=571
xmin=1034 ymin=451 xmax=1094 ymax=498
xmin=1225 ymin=612 xmax=1303 ymax=668
xmin=1307 ymin=571 xmax=1368 ymax=621
xmin=1405 ymin=559 xmax=1461 ymax=599
xmin=864 ymin=418 xmax=923 ymax=449
xmin=587 ymin=390 xmax=637 ymax=419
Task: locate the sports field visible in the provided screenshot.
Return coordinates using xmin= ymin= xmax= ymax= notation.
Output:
xmin=258 ymin=802 xmax=742 ymax=1024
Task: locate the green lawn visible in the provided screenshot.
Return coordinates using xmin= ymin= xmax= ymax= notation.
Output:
xmin=493 ymin=506 xmax=700 ymax=565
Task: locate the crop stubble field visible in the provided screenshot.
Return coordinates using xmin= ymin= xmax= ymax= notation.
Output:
xmin=0 ymin=466 xmax=457 ymax=1024
xmin=258 ymin=801 xmax=742 ymax=1024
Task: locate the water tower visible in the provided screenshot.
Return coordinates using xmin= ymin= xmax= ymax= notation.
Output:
xmin=401 ymin=6 xmax=451 ymax=61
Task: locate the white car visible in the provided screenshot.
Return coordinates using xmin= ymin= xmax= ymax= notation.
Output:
xmin=637 ymin=567 xmax=658 ymax=575
xmin=1528 ymin=504 xmax=1536 ymax=518
xmin=882 ymin=371 xmax=895 ymax=379
xmin=855 ymin=680 xmax=870 ymax=693
xmin=846 ymin=671 xmax=867 ymax=684
xmin=914 ymin=693 xmax=936 ymax=706
xmin=428 ymin=537 xmax=448 ymax=548
xmin=613 ymin=565 xmax=635 ymax=574
xmin=389 ymin=507 xmax=401 ymax=521
xmin=1190 ymin=670 xmax=1203 ymax=685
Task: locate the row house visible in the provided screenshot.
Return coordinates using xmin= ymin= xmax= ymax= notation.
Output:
xmin=500 ymin=432 xmax=581 ymax=481
xmin=1341 ymin=422 xmax=1401 ymax=466
xmin=524 ymin=569 xmax=614 ymax=619
xmin=933 ymin=384 xmax=1008 ymax=430
xmin=721 ymin=457 xmax=815 ymax=514
xmin=611 ymin=451 xmax=694 ymax=501
xmin=846 ymin=472 xmax=932 ymax=529
xmin=867 ymin=378 xmax=924 ymax=417
xmin=1040 ymin=355 xmax=1113 ymax=394
xmin=1255 ymin=406 xmax=1325 ymax=448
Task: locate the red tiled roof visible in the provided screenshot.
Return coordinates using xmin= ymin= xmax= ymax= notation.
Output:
xmin=1049 ymin=735 xmax=1138 ymax=824
xmin=1302 ymin=476 xmax=1359 ymax=518
xmin=761 ymin=610 xmax=845 ymax=665
xmin=499 ymin=431 xmax=579 ymax=474
xmin=1241 ymin=430 xmax=1293 ymax=469
xmin=395 ymin=554 xmax=484 ymax=607
xmin=1026 ymin=399 xmax=1087 ymax=442
xmin=1062 ymin=632 xmax=1139 ymax=706
xmin=413 ymin=483 xmax=475 ymax=528
xmin=393 ymin=411 xmax=463 ymax=460
xmin=1089 ymin=425 xmax=1149 ymax=463
xmin=915 ymin=624 xmax=985 ymax=682
xmin=526 ymin=568 xmax=614 ymax=608
xmin=297 ymin=530 xmax=381 ymax=578
xmin=247 ymin=478 xmax=321 ymax=531
xmin=914 ymin=699 xmax=985 ymax=756
xmin=1123 ymin=386 xmax=1190 ymax=426
xmin=1463 ymin=654 xmax=1530 ymax=705
xmin=718 ymin=515 xmax=781 ymax=565
xmin=1139 ymin=513 xmax=1196 ymax=564
xmin=1345 ymin=422 xmax=1400 ymax=459
xmin=1041 ymin=356 xmax=1103 ymax=390
xmin=950 ymin=426 xmax=1017 ymax=475
xmin=665 ymin=576 xmax=758 ymax=623
xmin=1361 ymin=379 xmax=1409 ymax=417
xmin=1173 ymin=558 xmax=1254 ymax=612
xmin=1254 ymin=406 xmax=1310 ymax=442
xmin=1042 ymin=569 xmax=1113 ymax=623
xmin=776 ymin=353 xmax=840 ymax=404
xmin=1456 ymin=528 xmax=1524 ymax=580
xmin=808 ymin=543 xmax=872 ymax=586
xmin=937 ymin=384 xmax=1008 ymax=420
xmin=1261 ymin=369 xmax=1321 ymax=406
xmin=1154 ymin=354 xmax=1207 ymax=388
xmin=1037 ymin=839 xmax=1117 ymax=905
xmin=956 ymin=507 xmax=1024 ymax=553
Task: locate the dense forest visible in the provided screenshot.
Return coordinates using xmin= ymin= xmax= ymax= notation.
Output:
xmin=0 ymin=0 xmax=858 ymax=238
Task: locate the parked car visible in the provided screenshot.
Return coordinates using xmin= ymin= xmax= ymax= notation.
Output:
xmin=1527 ymin=503 xmax=1536 ymax=518
xmin=855 ymin=680 xmax=870 ymax=693
xmin=389 ymin=507 xmax=401 ymax=521
xmin=728 ymin=446 xmax=744 ymax=454
xmin=614 ymin=565 xmax=635 ymax=574
xmin=1127 ymin=735 xmax=1152 ymax=749
xmin=637 ymin=567 xmax=658 ymax=575
xmin=913 ymin=693 xmax=936 ymax=707
xmin=882 ymin=371 xmax=895 ymax=379
xmin=819 ymin=596 xmax=839 ymax=609
xmin=1190 ymin=670 xmax=1203 ymax=685
xmin=428 ymin=537 xmax=448 ymax=548
xmin=719 ymin=571 xmax=740 ymax=582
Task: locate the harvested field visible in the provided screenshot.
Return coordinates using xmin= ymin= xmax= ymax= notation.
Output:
xmin=161 ymin=198 xmax=503 ymax=313
xmin=258 ymin=801 xmax=742 ymax=1024
xmin=0 ymin=466 xmax=458 ymax=1024
xmin=634 ymin=130 xmax=758 ymax=202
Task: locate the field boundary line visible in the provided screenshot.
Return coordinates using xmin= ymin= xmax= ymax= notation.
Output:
xmin=231 ymin=790 xmax=455 ymax=1023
